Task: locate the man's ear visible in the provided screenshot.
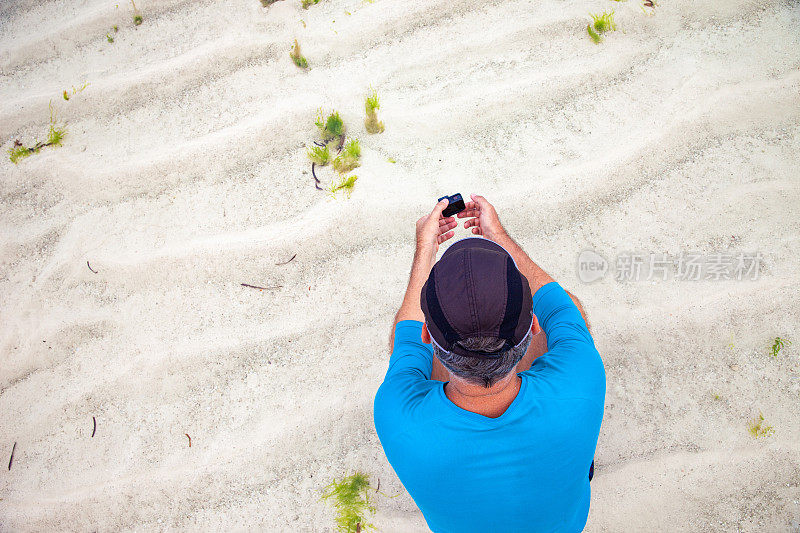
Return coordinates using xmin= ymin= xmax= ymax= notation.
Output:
xmin=531 ymin=315 xmax=542 ymax=336
xmin=421 ymin=323 xmax=432 ymax=344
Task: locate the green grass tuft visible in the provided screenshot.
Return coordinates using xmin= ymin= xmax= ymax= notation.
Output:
xmin=9 ymin=143 xmax=35 ymax=164
xmin=107 ymin=33 xmax=114 ymax=43
xmin=302 ymin=0 xmax=321 ymax=9
xmin=592 ymin=11 xmax=616 ymax=33
xmin=9 ymin=101 xmax=66 ymax=163
xmin=365 ymin=89 xmax=380 ymax=113
xmin=315 ymin=111 xmax=345 ymax=140
xmin=131 ymin=0 xmax=143 ymax=26
xmin=328 ymin=175 xmax=358 ymax=198
xmin=364 ymin=88 xmax=385 ymax=134
xmin=307 ymin=144 xmax=331 ymax=165
xmin=47 ymin=124 xmax=66 ymax=146
xmin=326 ymin=113 xmax=344 ymax=138
xmin=747 ymin=412 xmax=774 ymax=438
xmin=321 ymin=472 xmax=374 ymax=531
xmin=342 ymin=138 xmax=361 ymax=159
xmin=770 ymin=337 xmax=791 ymax=357
xmin=588 ymin=11 xmax=616 ymax=43
xmin=586 ymin=24 xmax=602 ymax=44
xmin=333 ymin=139 xmax=361 ymax=173
xmin=290 ymin=39 xmax=308 ymax=69
xmin=63 ymin=81 xmax=89 ymax=101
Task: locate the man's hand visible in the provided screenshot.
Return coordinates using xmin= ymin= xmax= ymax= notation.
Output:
xmin=457 ymin=194 xmax=507 ymax=242
xmin=415 ymin=199 xmax=457 ymax=254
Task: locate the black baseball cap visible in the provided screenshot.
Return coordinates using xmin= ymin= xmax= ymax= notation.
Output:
xmin=420 ymin=237 xmax=534 ymax=359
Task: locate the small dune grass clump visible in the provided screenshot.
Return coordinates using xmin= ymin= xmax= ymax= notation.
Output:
xmin=333 ymin=139 xmax=361 ymax=173
xmin=321 ymin=472 xmax=375 ymax=532
xmin=62 ymin=81 xmax=90 ymax=101
xmin=302 ymin=0 xmax=321 ymax=8
xmin=315 ymin=110 xmax=345 ymax=142
xmin=9 ymin=103 xmax=66 ymax=164
xmin=364 ymin=89 xmax=385 ymax=134
xmin=587 ymin=11 xmax=616 ymax=44
xmin=748 ymin=412 xmax=774 ymax=438
xmin=307 ymin=110 xmax=361 ymax=196
xmin=307 ymin=110 xmax=345 ymax=167
xmin=770 ymin=337 xmax=791 ymax=357
xmin=131 ymin=0 xmax=143 ymax=25
xmin=290 ymin=39 xmax=308 ymax=69
xmin=307 ymin=144 xmax=331 ymax=166
xmin=329 ymin=174 xmax=358 ymax=198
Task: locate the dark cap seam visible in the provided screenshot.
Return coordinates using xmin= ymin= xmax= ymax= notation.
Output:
xmin=435 ymin=265 xmax=463 ymax=346
xmin=464 ymin=249 xmax=481 ymax=335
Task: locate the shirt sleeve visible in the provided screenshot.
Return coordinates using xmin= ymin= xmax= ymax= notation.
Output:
xmin=525 ymin=282 xmax=605 ymax=402
xmin=374 ymin=320 xmax=437 ymax=441
xmin=385 ymin=320 xmax=433 ymax=379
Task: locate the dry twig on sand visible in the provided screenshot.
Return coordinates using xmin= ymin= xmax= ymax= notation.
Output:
xmin=8 ymin=442 xmax=16 ymax=471
xmin=276 ymin=254 xmax=297 ymax=266
xmin=241 ymin=283 xmax=282 ymax=290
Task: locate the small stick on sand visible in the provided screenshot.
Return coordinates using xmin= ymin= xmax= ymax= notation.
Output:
xmin=91 ymin=416 xmax=96 ymax=437
xmin=275 ymin=254 xmax=297 ymax=266
xmin=241 ymin=283 xmax=282 ymax=290
xmin=8 ymin=442 xmax=16 ymax=471
xmin=376 ymin=479 xmax=380 ymax=493
xmin=185 ymin=433 xmax=191 ymax=447
xmin=87 ymin=261 xmax=98 ymax=274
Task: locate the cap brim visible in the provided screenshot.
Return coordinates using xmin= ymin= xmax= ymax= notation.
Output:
xmin=441 ymin=236 xmax=513 ymax=260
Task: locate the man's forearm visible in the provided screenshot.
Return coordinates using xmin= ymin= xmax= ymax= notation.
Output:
xmin=389 ymin=246 xmax=436 ymax=348
xmin=493 ymin=232 xmax=555 ymax=294
xmin=494 ymin=232 xmax=590 ymax=328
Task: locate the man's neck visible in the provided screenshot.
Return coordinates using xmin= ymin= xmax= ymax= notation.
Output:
xmin=444 ymin=373 xmax=521 ymax=418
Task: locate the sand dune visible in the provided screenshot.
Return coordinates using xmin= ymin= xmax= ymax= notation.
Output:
xmin=1 ymin=0 xmax=799 ymax=530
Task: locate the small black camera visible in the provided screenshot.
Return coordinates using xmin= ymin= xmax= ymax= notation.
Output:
xmin=438 ymin=193 xmax=466 ymax=218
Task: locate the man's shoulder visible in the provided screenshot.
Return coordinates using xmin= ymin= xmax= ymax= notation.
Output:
xmin=373 ymin=378 xmax=442 ymax=440
xmin=521 ymin=344 xmax=606 ymax=407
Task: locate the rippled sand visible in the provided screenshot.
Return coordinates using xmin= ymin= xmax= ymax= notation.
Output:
xmin=1 ymin=0 xmax=799 ymax=530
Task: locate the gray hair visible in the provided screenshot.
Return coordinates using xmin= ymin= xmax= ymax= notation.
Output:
xmin=433 ymin=331 xmax=532 ymax=388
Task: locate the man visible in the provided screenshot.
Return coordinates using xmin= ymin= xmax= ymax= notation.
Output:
xmin=374 ymin=195 xmax=605 ymax=532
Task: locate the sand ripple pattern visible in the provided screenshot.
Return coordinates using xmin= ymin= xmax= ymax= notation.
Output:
xmin=1 ymin=0 xmax=799 ymax=530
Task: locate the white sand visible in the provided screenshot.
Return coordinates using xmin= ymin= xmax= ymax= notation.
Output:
xmin=1 ymin=0 xmax=799 ymax=530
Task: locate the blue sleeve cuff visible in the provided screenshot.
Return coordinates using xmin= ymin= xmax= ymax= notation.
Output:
xmin=531 ymin=282 xmax=563 ymax=318
xmin=388 ymin=320 xmax=432 ymax=377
